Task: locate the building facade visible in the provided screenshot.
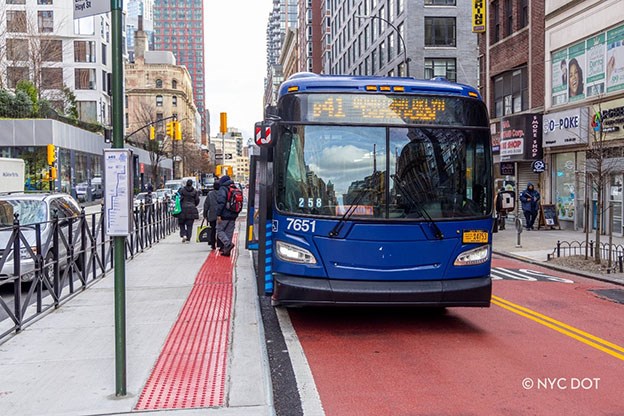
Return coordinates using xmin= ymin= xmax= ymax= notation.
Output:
xmin=325 ymin=0 xmax=478 ymax=85
xmin=152 ymin=0 xmax=207 ymax=139
xmin=0 ymin=0 xmax=115 ymax=126
xmin=125 ymin=26 xmax=198 ymax=181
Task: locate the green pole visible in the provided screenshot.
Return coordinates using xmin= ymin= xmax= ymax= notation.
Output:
xmin=111 ymin=0 xmax=127 ymax=396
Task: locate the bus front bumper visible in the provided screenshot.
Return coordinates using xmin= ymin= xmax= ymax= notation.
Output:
xmin=272 ymin=274 xmax=491 ymax=307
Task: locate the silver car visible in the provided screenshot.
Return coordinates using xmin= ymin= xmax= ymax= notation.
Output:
xmin=0 ymin=193 xmax=82 ymax=283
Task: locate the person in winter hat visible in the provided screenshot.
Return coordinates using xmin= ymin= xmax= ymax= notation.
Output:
xmin=519 ymin=182 xmax=540 ymax=230
xmin=178 ymin=179 xmax=200 ymax=242
xmin=215 ymin=175 xmax=238 ymax=256
xmin=202 ymin=180 xmax=220 ymax=249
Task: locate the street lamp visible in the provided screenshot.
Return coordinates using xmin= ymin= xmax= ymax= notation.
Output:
xmin=355 ymin=15 xmax=410 ymax=77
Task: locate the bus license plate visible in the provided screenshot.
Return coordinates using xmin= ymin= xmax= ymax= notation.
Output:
xmin=463 ymin=230 xmax=488 ymax=244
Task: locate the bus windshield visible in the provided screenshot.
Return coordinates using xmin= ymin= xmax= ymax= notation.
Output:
xmin=275 ymin=124 xmax=492 ymax=220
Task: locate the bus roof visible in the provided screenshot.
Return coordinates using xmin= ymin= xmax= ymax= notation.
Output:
xmin=278 ymin=72 xmax=482 ymax=100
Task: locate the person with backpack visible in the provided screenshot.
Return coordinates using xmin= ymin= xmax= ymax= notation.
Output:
xmin=215 ymin=175 xmax=242 ymax=256
xmin=202 ymin=180 xmax=220 ymax=249
xmin=178 ymin=179 xmax=200 ymax=243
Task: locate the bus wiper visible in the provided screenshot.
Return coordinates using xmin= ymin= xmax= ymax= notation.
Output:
xmin=390 ymin=174 xmax=443 ymax=240
xmin=328 ymin=171 xmax=380 ymax=238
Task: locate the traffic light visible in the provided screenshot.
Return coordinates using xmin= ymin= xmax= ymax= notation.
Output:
xmin=47 ymin=144 xmax=56 ymax=165
xmin=149 ymin=126 xmax=155 ymax=140
xmin=220 ymin=112 xmax=227 ymax=134
xmin=49 ymin=166 xmax=57 ymax=180
xmin=174 ymin=121 xmax=182 ymax=141
xmin=165 ymin=121 xmax=174 ymax=138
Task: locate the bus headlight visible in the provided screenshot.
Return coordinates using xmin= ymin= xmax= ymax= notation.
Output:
xmin=454 ymin=245 xmax=489 ymax=266
xmin=276 ymin=241 xmax=317 ymax=264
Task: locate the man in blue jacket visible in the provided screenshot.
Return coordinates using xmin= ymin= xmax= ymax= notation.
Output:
xmin=520 ymin=182 xmax=540 ymax=230
xmin=215 ymin=175 xmax=238 ymax=256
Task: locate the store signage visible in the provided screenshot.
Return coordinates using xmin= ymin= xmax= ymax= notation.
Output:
xmin=500 ymin=162 xmax=515 ymax=175
xmin=597 ymin=98 xmax=624 ymax=140
xmin=543 ymin=108 xmax=589 ymax=147
xmin=472 ymin=0 xmax=486 ymax=33
xmin=500 ymin=114 xmax=543 ymax=162
xmin=532 ymin=160 xmax=546 ymax=173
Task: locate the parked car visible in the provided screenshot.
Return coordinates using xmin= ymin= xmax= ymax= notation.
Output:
xmin=156 ymin=188 xmax=173 ymax=202
xmin=75 ymin=177 xmax=103 ymax=202
xmin=0 ymin=192 xmax=82 ymax=283
xmin=134 ymin=192 xmax=149 ymax=209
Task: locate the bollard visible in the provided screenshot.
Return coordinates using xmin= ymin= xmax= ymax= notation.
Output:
xmin=515 ymin=217 xmax=523 ymax=248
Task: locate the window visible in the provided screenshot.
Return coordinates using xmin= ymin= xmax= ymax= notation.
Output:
xmin=38 ymin=11 xmax=54 ymax=33
xmin=156 ymin=79 xmax=163 ymax=88
xmin=504 ymin=0 xmax=512 ymax=37
xmin=38 ymin=0 xmax=53 ymax=4
xmin=156 ymin=95 xmax=163 ymax=106
xmin=492 ymin=0 xmax=500 ymax=43
xmin=41 ymin=39 xmax=62 ymax=62
xmin=41 ymin=68 xmax=63 ymax=89
xmin=7 ymin=0 xmax=25 ymax=4
xmin=101 ymin=44 xmax=107 ymax=65
xmin=493 ymin=68 xmax=528 ymax=118
xmin=424 ymin=17 xmax=456 ymax=47
xmin=424 ymin=58 xmax=456 ymax=82
xmin=7 ymin=38 xmax=28 ymax=61
xmin=520 ymin=0 xmax=528 ymax=28
xmin=74 ymin=41 xmax=96 ymax=62
xmin=7 ymin=67 xmax=28 ymax=88
xmin=75 ymin=68 xmax=96 ymax=89
xmin=425 ymin=0 xmax=456 ymax=4
xmin=7 ymin=11 xmax=27 ymax=33
xmin=172 ymin=96 xmax=177 ymax=106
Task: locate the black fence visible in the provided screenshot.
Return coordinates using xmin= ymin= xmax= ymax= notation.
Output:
xmin=0 ymin=201 xmax=178 ymax=341
xmin=550 ymin=240 xmax=624 ymax=273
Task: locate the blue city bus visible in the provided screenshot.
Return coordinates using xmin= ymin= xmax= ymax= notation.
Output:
xmin=247 ymin=73 xmax=493 ymax=307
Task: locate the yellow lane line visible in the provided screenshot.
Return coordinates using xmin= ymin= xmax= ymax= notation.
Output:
xmin=491 ymin=295 xmax=624 ymax=361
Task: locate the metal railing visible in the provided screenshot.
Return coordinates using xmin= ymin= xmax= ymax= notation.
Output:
xmin=0 ymin=201 xmax=178 ymax=341
xmin=549 ymin=240 xmax=624 ymax=273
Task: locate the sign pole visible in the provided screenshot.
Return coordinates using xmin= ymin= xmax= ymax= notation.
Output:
xmin=111 ymin=0 xmax=127 ymax=396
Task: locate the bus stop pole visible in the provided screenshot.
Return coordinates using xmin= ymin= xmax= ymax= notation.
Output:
xmin=111 ymin=0 xmax=127 ymax=396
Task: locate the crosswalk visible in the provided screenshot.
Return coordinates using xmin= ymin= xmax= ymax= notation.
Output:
xmin=491 ymin=267 xmax=575 ymax=283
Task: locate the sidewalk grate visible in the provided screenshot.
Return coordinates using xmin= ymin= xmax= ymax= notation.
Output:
xmin=134 ymin=240 xmax=236 ymax=410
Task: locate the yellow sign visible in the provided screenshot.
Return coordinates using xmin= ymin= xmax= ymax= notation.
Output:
xmin=462 ymin=230 xmax=489 ymax=244
xmin=472 ymin=0 xmax=486 ymax=33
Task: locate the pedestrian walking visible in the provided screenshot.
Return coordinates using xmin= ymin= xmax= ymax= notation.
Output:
xmin=519 ymin=182 xmax=540 ymax=230
xmin=144 ymin=184 xmax=154 ymax=223
xmin=202 ymin=180 xmax=220 ymax=249
xmin=178 ymin=179 xmax=200 ymax=242
xmin=215 ymin=175 xmax=239 ymax=256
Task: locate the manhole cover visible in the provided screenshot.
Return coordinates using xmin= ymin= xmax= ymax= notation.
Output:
xmin=590 ymin=289 xmax=624 ymax=304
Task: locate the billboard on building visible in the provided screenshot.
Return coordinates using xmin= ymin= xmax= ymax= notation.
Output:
xmin=543 ymin=108 xmax=589 ymax=147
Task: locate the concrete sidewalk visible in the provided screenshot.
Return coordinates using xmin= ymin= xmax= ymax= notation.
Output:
xmin=492 ymin=219 xmax=624 ymax=286
xmin=0 ymin=222 xmax=273 ymax=416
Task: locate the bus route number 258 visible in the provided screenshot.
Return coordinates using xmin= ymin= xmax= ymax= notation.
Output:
xmin=286 ymin=217 xmax=317 ymax=233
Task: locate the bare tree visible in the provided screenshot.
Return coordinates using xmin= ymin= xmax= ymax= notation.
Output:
xmin=127 ymin=101 xmax=173 ymax=186
xmin=583 ymin=103 xmax=624 ymax=263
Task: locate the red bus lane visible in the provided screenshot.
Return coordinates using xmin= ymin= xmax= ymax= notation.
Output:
xmin=287 ymin=256 xmax=624 ymax=415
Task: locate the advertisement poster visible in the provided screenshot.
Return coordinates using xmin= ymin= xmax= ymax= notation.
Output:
xmin=552 ymin=49 xmax=568 ymax=106
xmin=586 ymin=34 xmax=606 ymax=97
xmin=606 ymin=24 xmax=624 ymax=93
xmin=568 ymin=41 xmax=586 ymax=102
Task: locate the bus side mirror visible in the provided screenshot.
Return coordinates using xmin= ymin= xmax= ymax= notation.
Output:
xmin=265 ymin=105 xmax=278 ymax=118
xmin=254 ymin=121 xmax=276 ymax=147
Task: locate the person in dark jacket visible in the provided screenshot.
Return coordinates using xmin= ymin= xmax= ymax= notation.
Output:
xmin=215 ymin=175 xmax=238 ymax=256
xmin=519 ymin=182 xmax=540 ymax=230
xmin=202 ymin=180 xmax=220 ymax=249
xmin=178 ymin=179 xmax=200 ymax=242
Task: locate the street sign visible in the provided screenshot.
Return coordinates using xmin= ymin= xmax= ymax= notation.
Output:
xmin=74 ymin=0 xmax=110 ymax=19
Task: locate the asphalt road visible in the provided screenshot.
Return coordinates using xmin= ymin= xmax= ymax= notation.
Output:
xmin=268 ymin=255 xmax=624 ymax=415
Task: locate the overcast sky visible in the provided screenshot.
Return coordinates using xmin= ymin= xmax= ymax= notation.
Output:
xmin=204 ymin=1 xmax=273 ymax=142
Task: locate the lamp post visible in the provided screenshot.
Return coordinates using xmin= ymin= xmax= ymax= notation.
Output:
xmin=355 ymin=15 xmax=410 ymax=77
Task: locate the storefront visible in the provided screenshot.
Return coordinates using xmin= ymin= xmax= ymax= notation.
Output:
xmin=543 ymin=107 xmax=589 ymax=231
xmin=493 ymin=114 xmax=544 ymax=218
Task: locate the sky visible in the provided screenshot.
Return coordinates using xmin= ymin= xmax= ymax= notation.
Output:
xmin=204 ymin=1 xmax=273 ymax=142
